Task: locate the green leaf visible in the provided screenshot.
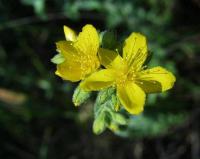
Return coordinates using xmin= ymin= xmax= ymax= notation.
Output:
xmin=93 ymin=88 xmax=127 ymax=134
xmin=93 ymin=112 xmax=106 ymax=135
xmin=95 ymin=87 xmax=115 ymax=108
xmin=72 ymin=85 xmax=91 ymax=107
xmin=111 ymin=113 xmax=127 ymax=125
xmin=111 ymin=94 xmax=120 ymax=111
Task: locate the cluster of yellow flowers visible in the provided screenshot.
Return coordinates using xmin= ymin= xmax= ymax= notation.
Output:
xmin=53 ymin=24 xmax=176 ymax=115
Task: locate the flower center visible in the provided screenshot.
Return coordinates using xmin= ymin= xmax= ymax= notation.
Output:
xmin=79 ymin=55 xmax=99 ymax=78
xmin=116 ymin=70 xmax=139 ymax=86
xmin=116 ymin=73 xmax=127 ymax=85
xmin=127 ymin=72 xmax=137 ymax=81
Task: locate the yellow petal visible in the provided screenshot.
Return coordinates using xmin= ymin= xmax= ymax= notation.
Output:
xmin=56 ymin=61 xmax=82 ymax=82
xmin=136 ymin=66 xmax=176 ymax=93
xmin=56 ymin=41 xmax=78 ymax=59
xmin=63 ymin=25 xmax=77 ymax=41
xmin=80 ymin=69 xmax=116 ymax=91
xmin=123 ymin=33 xmax=147 ymax=71
xmin=55 ymin=41 xmax=83 ymax=81
xmin=117 ymin=82 xmax=146 ymax=115
xmin=98 ymin=48 xmax=127 ymax=71
xmin=74 ymin=24 xmax=99 ymax=56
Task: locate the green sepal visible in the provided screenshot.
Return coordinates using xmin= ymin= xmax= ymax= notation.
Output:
xmin=72 ymin=85 xmax=91 ymax=107
xmin=143 ymin=51 xmax=153 ymax=66
xmin=100 ymin=30 xmax=118 ymax=49
xmin=51 ymin=53 xmax=65 ymax=64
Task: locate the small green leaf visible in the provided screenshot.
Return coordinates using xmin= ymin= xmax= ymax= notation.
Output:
xmin=51 ymin=54 xmax=65 ymax=64
xmin=93 ymin=87 xmax=128 ymax=134
xmin=108 ymin=122 xmax=119 ymax=132
xmin=112 ymin=113 xmax=127 ymax=125
xmin=95 ymin=87 xmax=115 ymax=107
xmin=72 ymin=85 xmax=91 ymax=106
xmin=93 ymin=112 xmax=106 ymax=135
xmin=111 ymin=94 xmax=120 ymax=111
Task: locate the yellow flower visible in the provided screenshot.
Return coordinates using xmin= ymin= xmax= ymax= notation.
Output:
xmin=80 ymin=33 xmax=176 ymax=115
xmin=55 ymin=24 xmax=100 ymax=82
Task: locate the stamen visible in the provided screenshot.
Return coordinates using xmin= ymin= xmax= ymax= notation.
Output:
xmin=126 ymin=37 xmax=137 ymax=63
xmin=127 ymin=46 xmax=147 ymax=74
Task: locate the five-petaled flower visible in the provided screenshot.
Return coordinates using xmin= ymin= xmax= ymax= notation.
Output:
xmin=55 ymin=24 xmax=100 ymax=82
xmin=80 ymin=33 xmax=176 ymax=115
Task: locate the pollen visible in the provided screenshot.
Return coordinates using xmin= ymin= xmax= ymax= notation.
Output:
xmin=78 ymin=55 xmax=99 ymax=78
xmin=116 ymin=73 xmax=127 ymax=86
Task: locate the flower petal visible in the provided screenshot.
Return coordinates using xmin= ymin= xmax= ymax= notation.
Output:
xmin=123 ymin=33 xmax=147 ymax=71
xmin=80 ymin=69 xmax=116 ymax=91
xmin=56 ymin=61 xmax=82 ymax=82
xmin=63 ymin=25 xmax=77 ymax=41
xmin=98 ymin=48 xmax=127 ymax=71
xmin=55 ymin=41 xmax=83 ymax=81
xmin=136 ymin=66 xmax=176 ymax=93
xmin=56 ymin=41 xmax=78 ymax=59
xmin=74 ymin=24 xmax=99 ymax=56
xmin=117 ymin=82 xmax=146 ymax=115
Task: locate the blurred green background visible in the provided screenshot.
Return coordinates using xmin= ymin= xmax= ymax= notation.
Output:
xmin=0 ymin=0 xmax=200 ymax=159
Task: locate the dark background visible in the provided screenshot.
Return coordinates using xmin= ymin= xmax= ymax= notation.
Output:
xmin=0 ymin=0 xmax=200 ymax=159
